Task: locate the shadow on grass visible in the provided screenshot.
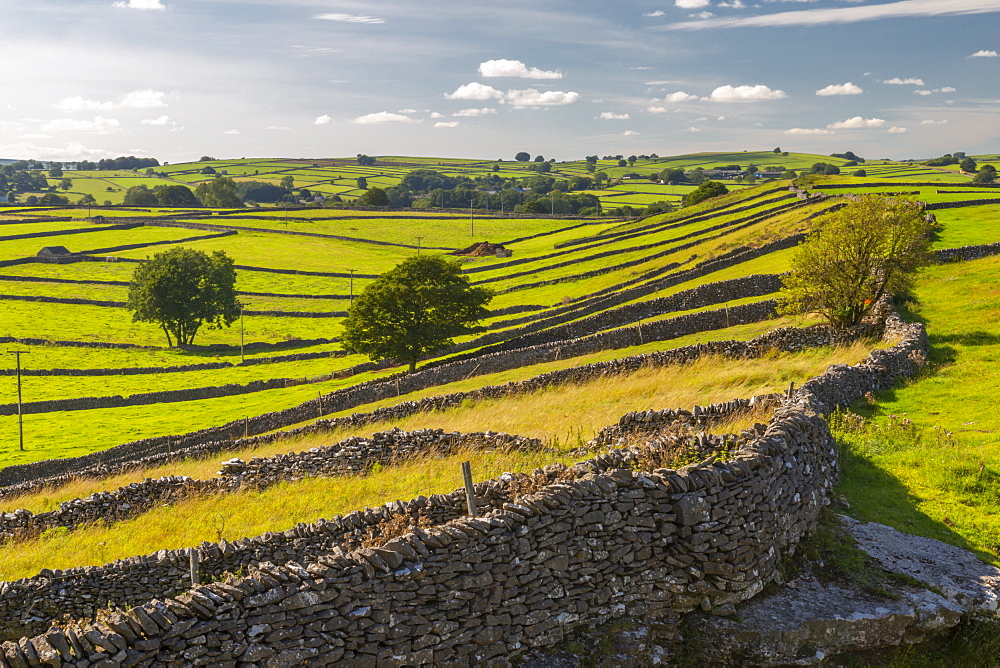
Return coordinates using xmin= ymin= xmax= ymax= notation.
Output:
xmin=931 ymin=331 xmax=1000 ymax=347
xmin=836 ymin=440 xmax=993 ymax=565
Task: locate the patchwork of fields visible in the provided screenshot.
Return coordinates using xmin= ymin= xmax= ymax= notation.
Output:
xmin=1 ymin=153 xmax=999 ymax=662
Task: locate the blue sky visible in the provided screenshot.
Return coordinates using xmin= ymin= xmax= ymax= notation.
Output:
xmin=1 ymin=0 xmax=998 ymax=163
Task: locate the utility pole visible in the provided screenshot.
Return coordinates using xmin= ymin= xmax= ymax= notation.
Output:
xmin=348 ymin=269 xmax=357 ymax=305
xmin=239 ymin=305 xmax=250 ymax=363
xmin=7 ymin=350 xmax=28 ymax=451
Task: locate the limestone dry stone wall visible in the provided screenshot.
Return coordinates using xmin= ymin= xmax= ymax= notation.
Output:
xmin=0 ymin=307 xmax=927 ymax=666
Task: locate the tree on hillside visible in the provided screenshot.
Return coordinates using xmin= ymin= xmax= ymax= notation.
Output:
xmin=195 ymin=177 xmax=242 ymax=207
xmin=279 ymin=175 xmax=295 ymax=190
xmin=683 ymin=180 xmax=729 ymax=207
xmin=777 ymin=195 xmax=933 ymax=329
xmin=58 ymin=178 xmax=72 ymax=191
xmin=359 ymin=187 xmax=389 ymax=206
xmin=514 ymin=152 xmax=530 ymax=162
xmin=123 ymin=185 xmax=159 ymax=206
xmin=356 ymin=154 xmax=377 ymax=166
xmin=155 ymin=184 xmax=199 ymax=207
xmin=38 ymin=193 xmax=68 ymax=206
xmin=127 ymin=247 xmax=240 ymax=346
xmin=973 ymin=165 xmax=997 ymax=184
xmin=341 ymin=255 xmax=492 ymax=373
xmin=810 ymin=162 xmax=841 ymax=175
xmin=960 ymin=157 xmax=977 ymax=173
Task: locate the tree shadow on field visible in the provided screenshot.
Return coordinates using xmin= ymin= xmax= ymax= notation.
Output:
xmin=836 ymin=440 xmax=994 ymax=565
xmin=932 ymin=331 xmax=1000 ymax=347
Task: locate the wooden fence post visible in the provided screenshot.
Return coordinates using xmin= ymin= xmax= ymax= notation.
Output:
xmin=189 ymin=548 xmax=200 ymax=587
xmin=461 ymin=461 xmax=477 ymax=517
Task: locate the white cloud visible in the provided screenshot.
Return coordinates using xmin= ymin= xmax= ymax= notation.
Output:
xmin=663 ymin=91 xmax=699 ymax=102
xmin=915 ymin=89 xmax=933 ymax=95
xmin=453 ymin=108 xmax=497 ymax=117
xmin=352 ymin=111 xmax=421 ymax=124
xmin=816 ymin=82 xmax=863 ymax=96
xmin=265 ymin=125 xmax=290 ymax=130
xmin=970 ymin=49 xmax=998 ymax=57
xmin=429 ymin=112 xmax=445 ymax=119
xmin=478 ymin=59 xmax=562 ymax=80
xmin=54 ymin=89 xmax=166 ymax=113
xmin=0 ymin=141 xmax=113 ymax=161
xmin=398 ymin=108 xmax=427 ymax=114
xmin=113 ymin=0 xmax=164 ymax=9
xmin=690 ymin=11 xmax=715 ymax=18
xmin=41 ymin=116 xmax=121 ymax=135
xmin=717 ymin=115 xmax=726 ymax=120
xmin=623 ymin=130 xmax=640 ymax=136
xmin=314 ymin=114 xmax=332 ymax=125
xmin=883 ymin=77 xmax=925 ymax=85
xmin=120 ymin=90 xmax=167 ymax=108
xmin=827 ymin=116 xmax=886 ymax=129
xmin=643 ymin=10 xmax=666 ymax=16
xmin=785 ymin=128 xmax=833 ymax=135
xmin=887 ymin=126 xmax=907 ymax=133
xmin=920 ymin=119 xmax=949 ymax=125
xmin=504 ymin=89 xmax=580 ymax=107
xmin=704 ymin=84 xmax=787 ymax=101
xmin=445 ymin=82 xmax=503 ymax=101
xmin=599 ymin=112 xmax=631 ymax=119
xmin=657 ymin=0 xmax=1000 ymax=31
xmin=222 ymin=129 xmax=240 ymax=135
xmin=646 ymin=106 xmax=668 ymax=114
xmin=938 ymin=86 xmax=957 ymax=92
xmin=140 ymin=115 xmax=174 ymax=126
xmin=687 ymin=126 xmax=702 ymax=132
xmin=718 ymin=0 xmax=746 ymax=6
xmin=435 ymin=121 xmax=459 ymax=128
xmin=314 ymin=13 xmax=384 ymax=23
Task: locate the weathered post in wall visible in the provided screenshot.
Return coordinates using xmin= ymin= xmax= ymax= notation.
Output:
xmin=7 ymin=350 xmax=28 ymax=451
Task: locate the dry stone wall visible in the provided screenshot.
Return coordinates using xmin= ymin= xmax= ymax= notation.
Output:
xmin=0 ymin=307 xmax=928 ymax=666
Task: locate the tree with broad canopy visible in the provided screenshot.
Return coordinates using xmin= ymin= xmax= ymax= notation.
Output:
xmin=341 ymin=255 xmax=492 ymax=373
xmin=127 ymin=247 xmax=240 ymax=346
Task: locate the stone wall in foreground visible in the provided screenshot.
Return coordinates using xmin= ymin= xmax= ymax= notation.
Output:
xmin=0 ymin=309 xmax=928 ymax=666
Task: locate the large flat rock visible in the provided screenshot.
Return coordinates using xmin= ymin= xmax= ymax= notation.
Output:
xmin=690 ymin=517 xmax=1000 ymax=665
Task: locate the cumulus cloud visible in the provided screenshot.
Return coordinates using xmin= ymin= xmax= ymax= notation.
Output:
xmin=827 ymin=116 xmax=886 ymax=129
xmin=222 ymin=129 xmax=240 ymax=135
xmin=646 ymin=106 xmax=668 ymax=113
xmin=54 ymin=89 xmax=167 ymax=113
xmin=113 ymin=0 xmax=164 ymax=9
xmin=704 ymin=84 xmax=787 ymax=101
xmin=883 ymin=77 xmax=925 ymax=85
xmin=478 ymin=59 xmax=562 ymax=80
xmin=599 ymin=112 xmax=631 ymax=119
xmin=887 ymin=126 xmax=907 ymax=133
xmin=140 ymin=115 xmax=174 ymax=126
xmin=504 ymin=89 xmax=580 ymax=107
xmin=314 ymin=115 xmax=332 ymax=125
xmin=915 ymin=87 xmax=956 ymax=95
xmin=643 ymin=10 xmax=665 ymax=16
xmin=352 ymin=111 xmax=421 ymax=124
xmin=663 ymin=91 xmax=699 ymax=102
xmin=816 ymin=82 xmax=863 ymax=96
xmin=785 ymin=128 xmax=834 ymax=135
xmin=623 ymin=130 xmax=640 ymax=136
xmin=314 ymin=13 xmax=384 ymax=23
xmin=435 ymin=121 xmax=459 ymax=128
xmin=718 ymin=0 xmax=746 ymax=7
xmin=453 ymin=108 xmax=497 ymax=117
xmin=445 ymin=82 xmax=503 ymax=101
xmin=920 ymin=119 xmax=949 ymax=124
xmin=970 ymin=49 xmax=998 ymax=57
xmin=675 ymin=0 xmax=710 ymax=7
xmin=690 ymin=11 xmax=715 ymax=18
xmin=687 ymin=126 xmax=702 ymax=132
xmin=42 ymin=116 xmax=121 ymax=134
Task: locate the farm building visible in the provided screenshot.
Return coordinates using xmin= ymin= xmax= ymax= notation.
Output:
xmin=36 ymin=246 xmax=84 ymax=264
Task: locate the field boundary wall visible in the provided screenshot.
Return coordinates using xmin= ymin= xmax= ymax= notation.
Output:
xmin=0 ymin=307 xmax=927 ymax=664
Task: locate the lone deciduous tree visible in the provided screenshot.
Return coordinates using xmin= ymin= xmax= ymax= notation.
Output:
xmin=341 ymin=255 xmax=492 ymax=372
xmin=127 ymin=247 xmax=240 ymax=346
xmin=777 ymin=195 xmax=933 ymax=329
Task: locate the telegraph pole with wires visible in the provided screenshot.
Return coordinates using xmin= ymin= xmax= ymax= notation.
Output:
xmin=7 ymin=350 xmax=28 ymax=451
